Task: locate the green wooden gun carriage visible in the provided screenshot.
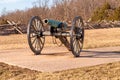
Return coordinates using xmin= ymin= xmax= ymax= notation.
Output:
xmin=27 ymin=16 xmax=84 ymax=57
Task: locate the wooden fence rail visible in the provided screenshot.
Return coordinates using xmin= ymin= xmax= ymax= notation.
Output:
xmin=0 ymin=20 xmax=23 ymax=34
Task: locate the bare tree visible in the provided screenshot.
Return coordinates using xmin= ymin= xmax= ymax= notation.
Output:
xmin=2 ymin=0 xmax=120 ymax=25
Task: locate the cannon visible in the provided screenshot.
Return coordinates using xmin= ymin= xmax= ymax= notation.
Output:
xmin=27 ymin=16 xmax=84 ymax=57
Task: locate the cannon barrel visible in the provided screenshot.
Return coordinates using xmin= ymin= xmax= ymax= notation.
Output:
xmin=44 ymin=19 xmax=67 ymax=28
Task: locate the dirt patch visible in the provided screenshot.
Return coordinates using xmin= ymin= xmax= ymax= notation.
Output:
xmin=0 ymin=47 xmax=120 ymax=72
xmin=0 ymin=61 xmax=120 ymax=80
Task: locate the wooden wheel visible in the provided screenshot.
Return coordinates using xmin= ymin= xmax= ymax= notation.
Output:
xmin=70 ymin=16 xmax=84 ymax=57
xmin=27 ymin=16 xmax=45 ymax=55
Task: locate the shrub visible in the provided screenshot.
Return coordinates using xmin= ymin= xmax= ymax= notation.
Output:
xmin=0 ymin=19 xmax=8 ymax=25
xmin=113 ymin=7 xmax=120 ymax=20
xmin=91 ymin=2 xmax=111 ymax=21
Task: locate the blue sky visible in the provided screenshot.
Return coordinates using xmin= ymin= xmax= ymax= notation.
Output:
xmin=0 ymin=0 xmax=53 ymax=16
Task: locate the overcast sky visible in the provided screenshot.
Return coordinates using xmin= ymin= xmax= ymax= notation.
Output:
xmin=0 ymin=0 xmax=53 ymax=16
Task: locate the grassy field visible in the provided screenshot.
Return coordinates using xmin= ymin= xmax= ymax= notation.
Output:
xmin=0 ymin=28 xmax=120 ymax=50
xmin=0 ymin=61 xmax=120 ymax=80
xmin=84 ymin=28 xmax=120 ymax=49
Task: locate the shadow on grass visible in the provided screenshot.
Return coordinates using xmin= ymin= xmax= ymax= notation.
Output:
xmin=81 ymin=50 xmax=120 ymax=58
xmin=41 ymin=50 xmax=120 ymax=58
xmin=41 ymin=52 xmax=70 ymax=56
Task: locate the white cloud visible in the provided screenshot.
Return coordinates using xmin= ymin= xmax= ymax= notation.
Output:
xmin=0 ymin=0 xmax=21 ymax=4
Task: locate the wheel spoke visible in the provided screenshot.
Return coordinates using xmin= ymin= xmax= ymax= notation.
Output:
xmin=34 ymin=38 xmax=38 ymax=49
xmin=37 ymin=38 xmax=42 ymax=50
xmin=38 ymin=21 xmax=41 ymax=31
xmin=39 ymin=22 xmax=44 ymax=32
xmin=73 ymin=37 xmax=77 ymax=47
xmin=36 ymin=39 xmax=40 ymax=51
xmin=73 ymin=38 xmax=75 ymax=46
xmin=77 ymin=40 xmax=81 ymax=52
xmin=35 ymin=19 xmax=39 ymax=30
xmin=33 ymin=20 xmax=38 ymax=31
xmin=73 ymin=39 xmax=77 ymax=52
xmin=77 ymin=40 xmax=81 ymax=49
xmin=39 ymin=38 xmax=43 ymax=45
xmin=31 ymin=37 xmax=37 ymax=45
xmin=39 ymin=38 xmax=44 ymax=45
xmin=31 ymin=25 xmax=37 ymax=32
xmin=75 ymin=40 xmax=78 ymax=52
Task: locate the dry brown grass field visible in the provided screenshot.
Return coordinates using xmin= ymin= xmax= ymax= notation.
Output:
xmin=84 ymin=28 xmax=120 ymax=49
xmin=0 ymin=61 xmax=120 ymax=80
xmin=0 ymin=28 xmax=120 ymax=50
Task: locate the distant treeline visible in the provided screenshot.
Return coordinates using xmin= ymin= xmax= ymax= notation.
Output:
xmin=0 ymin=0 xmax=120 ymax=25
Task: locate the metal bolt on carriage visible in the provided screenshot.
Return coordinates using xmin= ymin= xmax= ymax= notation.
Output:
xmin=27 ymin=16 xmax=84 ymax=57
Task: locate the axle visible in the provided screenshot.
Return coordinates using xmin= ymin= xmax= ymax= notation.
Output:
xmin=42 ymin=31 xmax=70 ymax=37
xmin=41 ymin=31 xmax=82 ymax=37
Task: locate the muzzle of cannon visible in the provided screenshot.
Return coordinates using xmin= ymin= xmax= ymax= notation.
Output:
xmin=27 ymin=16 xmax=84 ymax=57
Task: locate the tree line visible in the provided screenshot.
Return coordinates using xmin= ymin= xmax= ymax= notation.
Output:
xmin=0 ymin=0 xmax=120 ymax=25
